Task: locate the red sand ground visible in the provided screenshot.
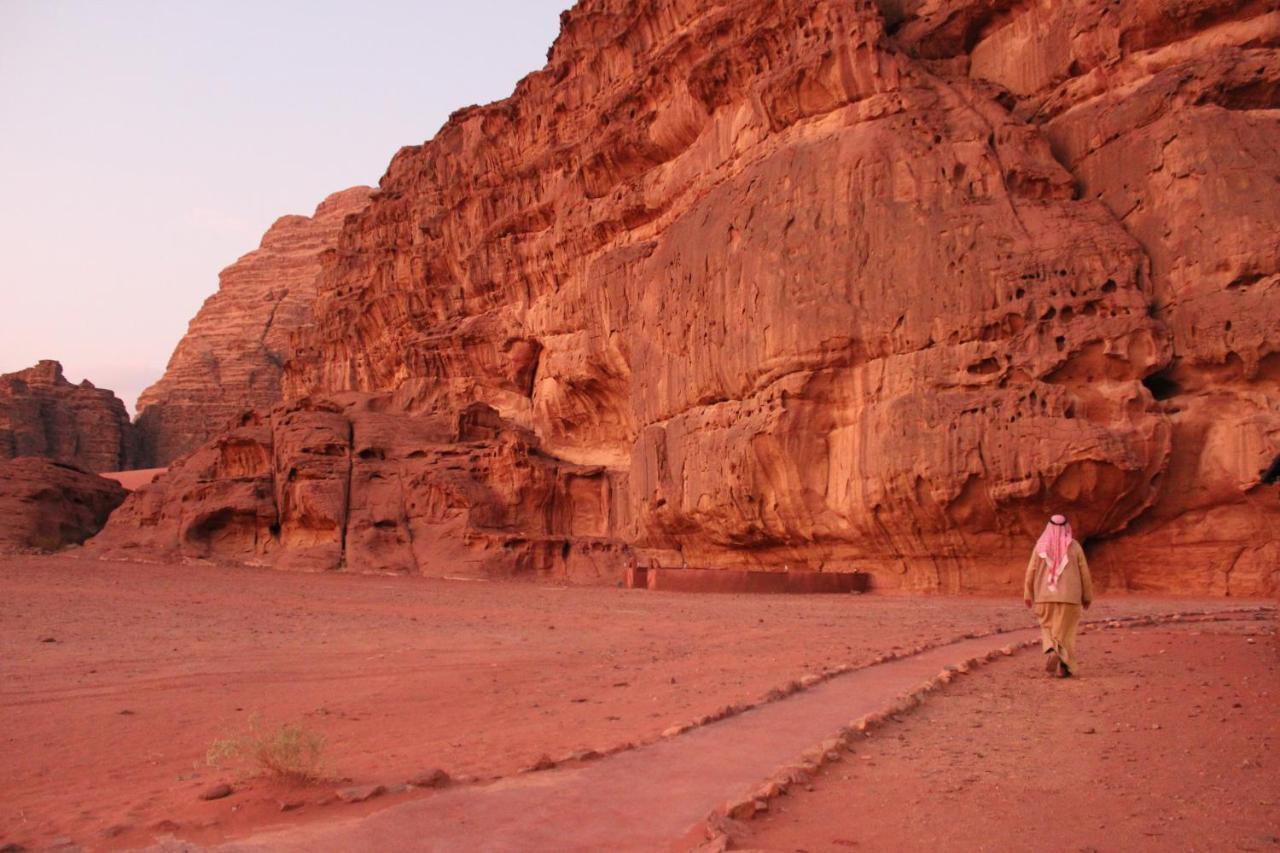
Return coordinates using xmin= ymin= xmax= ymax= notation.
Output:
xmin=0 ymin=554 xmax=1268 ymax=851
xmin=738 ymin=621 xmax=1280 ymax=852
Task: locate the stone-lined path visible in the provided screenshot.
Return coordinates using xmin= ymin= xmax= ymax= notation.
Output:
xmin=187 ymin=630 xmax=1040 ymax=852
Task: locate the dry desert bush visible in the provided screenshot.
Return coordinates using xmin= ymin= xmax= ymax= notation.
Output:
xmin=207 ymin=714 xmax=327 ymax=783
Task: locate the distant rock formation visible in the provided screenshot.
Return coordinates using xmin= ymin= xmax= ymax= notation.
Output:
xmin=0 ymin=360 xmax=138 ymax=473
xmin=91 ymin=396 xmax=628 ymax=579
xmin=134 ymin=187 xmax=373 ymax=467
xmin=0 ymin=457 xmax=127 ymax=551
xmin=95 ymin=0 xmax=1278 ymax=595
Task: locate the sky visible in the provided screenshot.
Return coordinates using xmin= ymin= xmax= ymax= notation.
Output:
xmin=0 ymin=0 xmax=574 ymax=413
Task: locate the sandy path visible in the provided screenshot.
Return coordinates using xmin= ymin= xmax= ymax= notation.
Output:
xmin=738 ymin=616 xmax=1280 ymax=852
xmin=202 ymin=632 xmax=1038 ymax=852
xmin=0 ymin=554 xmax=1264 ymax=851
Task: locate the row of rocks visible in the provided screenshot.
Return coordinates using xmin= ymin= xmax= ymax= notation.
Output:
xmin=196 ymin=767 xmax=452 ymax=808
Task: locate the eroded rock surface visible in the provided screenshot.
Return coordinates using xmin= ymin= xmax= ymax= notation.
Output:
xmin=134 ymin=187 xmax=373 ymax=467
xmin=0 ymin=360 xmax=138 ymax=473
xmin=276 ymin=0 xmax=1174 ymax=590
xmin=100 ymin=0 xmax=1278 ymax=594
xmin=0 ymin=457 xmax=127 ymax=551
xmin=91 ymin=397 xmax=628 ymax=581
xmin=886 ymin=0 xmax=1280 ymax=592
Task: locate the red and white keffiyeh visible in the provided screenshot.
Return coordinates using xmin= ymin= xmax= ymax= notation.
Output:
xmin=1035 ymin=514 xmax=1073 ymax=592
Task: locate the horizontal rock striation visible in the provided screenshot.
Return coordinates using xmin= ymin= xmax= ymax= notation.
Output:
xmin=0 ymin=457 xmax=128 ymax=551
xmin=0 ymin=360 xmax=138 ymax=473
xmin=134 ymin=187 xmax=373 ymax=467
xmin=99 ymin=0 xmax=1278 ymax=594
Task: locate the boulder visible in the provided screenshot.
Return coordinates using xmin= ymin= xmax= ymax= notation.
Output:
xmin=0 ymin=457 xmax=127 ymax=551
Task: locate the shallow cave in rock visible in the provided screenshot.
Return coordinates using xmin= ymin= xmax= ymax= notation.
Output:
xmin=1262 ymin=455 xmax=1280 ymax=486
xmin=1142 ymin=372 xmax=1181 ymax=401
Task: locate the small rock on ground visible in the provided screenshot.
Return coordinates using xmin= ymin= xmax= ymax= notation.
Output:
xmin=521 ymin=755 xmax=556 ymax=773
xmin=337 ymin=784 xmax=386 ymax=804
xmin=407 ymin=768 xmax=451 ymax=788
xmin=199 ymin=784 xmax=233 ymax=801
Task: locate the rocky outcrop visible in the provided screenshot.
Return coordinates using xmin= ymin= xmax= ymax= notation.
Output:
xmin=0 ymin=360 xmax=138 ymax=473
xmin=0 ymin=457 xmax=127 ymax=551
xmin=884 ymin=0 xmax=1280 ymax=593
xmin=90 ymin=396 xmax=629 ymax=580
xmin=97 ymin=0 xmax=1278 ymax=594
xmin=277 ymin=0 xmax=1173 ymax=591
xmin=134 ymin=187 xmax=373 ymax=467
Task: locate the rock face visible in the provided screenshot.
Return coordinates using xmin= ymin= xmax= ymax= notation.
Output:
xmin=97 ymin=0 xmax=1278 ymax=594
xmin=134 ymin=187 xmax=373 ymax=467
xmin=0 ymin=360 xmax=139 ymax=473
xmin=91 ymin=396 xmax=629 ymax=580
xmin=0 ymin=457 xmax=127 ymax=551
xmin=885 ymin=0 xmax=1280 ymax=593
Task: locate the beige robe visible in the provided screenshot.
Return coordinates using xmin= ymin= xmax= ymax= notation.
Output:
xmin=1025 ymin=539 xmax=1093 ymax=671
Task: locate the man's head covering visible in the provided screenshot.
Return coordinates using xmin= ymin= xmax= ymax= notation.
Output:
xmin=1035 ymin=514 xmax=1073 ymax=592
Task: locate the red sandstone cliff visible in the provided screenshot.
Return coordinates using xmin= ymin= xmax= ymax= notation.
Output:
xmin=133 ymin=187 xmax=373 ymax=466
xmin=0 ymin=360 xmax=138 ymax=473
xmin=885 ymin=0 xmax=1280 ymax=592
xmin=96 ymin=397 xmax=625 ymax=579
xmin=96 ymin=0 xmax=1279 ymax=595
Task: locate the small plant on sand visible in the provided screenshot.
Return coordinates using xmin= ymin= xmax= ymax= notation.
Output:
xmin=207 ymin=714 xmax=327 ymax=783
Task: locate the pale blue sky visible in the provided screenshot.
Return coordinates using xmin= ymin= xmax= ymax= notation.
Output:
xmin=0 ymin=1 xmax=573 ymax=412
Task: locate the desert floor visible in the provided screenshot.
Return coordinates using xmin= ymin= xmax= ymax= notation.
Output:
xmin=736 ymin=621 xmax=1280 ymax=852
xmin=0 ymin=554 xmax=1273 ymax=851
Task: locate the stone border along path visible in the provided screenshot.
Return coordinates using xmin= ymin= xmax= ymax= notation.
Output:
xmin=696 ymin=606 xmax=1276 ymax=852
xmin=150 ymin=606 xmax=1272 ymax=853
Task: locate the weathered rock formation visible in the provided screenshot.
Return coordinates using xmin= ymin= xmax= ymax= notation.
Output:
xmin=0 ymin=457 xmax=127 ymax=551
xmin=885 ymin=0 xmax=1280 ymax=592
xmin=98 ymin=0 xmax=1279 ymax=595
xmin=92 ymin=396 xmax=628 ymax=580
xmin=134 ymin=187 xmax=373 ymax=467
xmin=0 ymin=360 xmax=138 ymax=472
